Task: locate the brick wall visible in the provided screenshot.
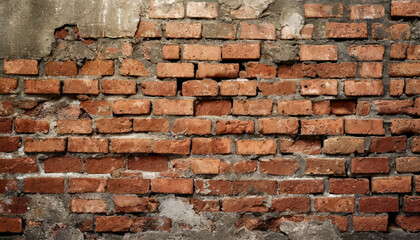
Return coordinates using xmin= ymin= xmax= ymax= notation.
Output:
xmin=0 ymin=0 xmax=420 ymax=238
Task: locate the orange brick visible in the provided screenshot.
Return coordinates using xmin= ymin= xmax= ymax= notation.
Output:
xmin=323 ymin=137 xmax=364 ymax=154
xmin=344 ymin=80 xmax=384 ymax=96
xmin=153 ymin=139 xmax=191 ymax=155
xmin=300 ymin=79 xmax=338 ymax=96
xmin=162 ymin=45 xmax=180 ymax=60
xmin=314 ymin=197 xmax=355 ymax=213
xmin=108 ymin=178 xmax=150 ymax=194
xmin=360 ymin=62 xmax=383 ymax=78
xmin=45 ymin=61 xmax=77 ymax=76
xmin=258 ymin=81 xmax=296 ymax=95
xmin=156 ymin=63 xmax=194 ymax=78
xmin=232 ymin=99 xmax=272 ymax=116
xmin=391 ymin=43 xmax=408 ymax=59
xmin=113 ymin=100 xmax=150 ymax=115
xmin=114 ymin=195 xmax=159 ymax=213
xmin=359 ymin=197 xmax=398 ymax=213
xmin=407 ymin=45 xmax=420 ymax=60
xmin=128 ymin=155 xmax=168 ymax=172
xmin=95 ymin=118 xmax=132 ymax=133
xmin=259 ymin=159 xmax=299 ymax=176
xmin=353 ymin=216 xmax=388 ymax=232
xmin=372 ymin=23 xmax=410 ymax=40
xmin=57 ymin=119 xmax=92 ymax=134
xmin=186 ymin=2 xmax=218 ymax=19
xmin=280 ymin=139 xmax=322 ymax=155
xmin=271 ymin=197 xmax=311 ymax=213
xmin=196 ymin=63 xmax=239 ymax=78
xmin=372 ymin=176 xmax=412 ymax=193
xmin=222 ymin=197 xmax=268 ymax=212
xmin=111 ymin=139 xmax=152 ymax=153
xmin=391 ymin=1 xmax=420 ymax=17
xmin=101 ymin=79 xmax=136 ymax=95
xmin=63 ymin=79 xmax=99 ymax=95
xmin=81 ymin=60 xmax=114 ymax=76
xmin=220 ymin=80 xmax=257 ymax=96
xmin=203 ymin=23 xmax=236 ymax=39
xmin=3 ymin=59 xmax=38 ymax=75
xmin=234 ymin=180 xmax=277 ymax=195
xmin=195 ymin=100 xmax=231 ymax=116
xmin=215 ymin=120 xmax=254 ymax=134
xmin=306 ymin=158 xmax=346 ymax=175
xmin=345 ymin=119 xmax=385 ymax=135
xmin=172 ymin=119 xmax=211 ymax=135
xmin=347 ymin=45 xmax=384 ymax=60
xmin=24 ymin=138 xmax=65 ymax=152
xmin=80 ymin=100 xmax=111 ymax=116
xmin=0 ymin=158 xmax=38 ymax=174
xmin=278 ymin=100 xmax=312 ymax=115
xmin=68 ymin=137 xmax=109 ymax=153
xmin=133 ymin=119 xmax=169 ymax=133
xmin=326 ymin=22 xmax=367 ymax=38
xmin=153 ymin=99 xmax=194 ymax=115
xmin=330 ymin=100 xmax=356 ymax=115
xmin=258 ymin=118 xmax=299 ymax=135
xmin=246 ymin=62 xmax=277 ymax=79
xmin=279 ymin=179 xmax=324 ymax=194
xmin=182 ymin=80 xmax=218 ymax=96
xmin=391 ymin=119 xmax=420 ymax=134
xmin=236 ymin=139 xmax=277 ymax=155
xmin=406 ymin=79 xmax=420 ymax=94
xmin=301 ymin=119 xmax=344 ymax=135
xmin=351 ymin=157 xmax=389 ymax=174
xmin=15 ymin=119 xmax=49 ymax=133
xmin=192 ymin=138 xmax=232 ymax=155
xmin=85 ymin=157 xmax=125 ymax=174
xmin=389 ymin=63 xmax=420 ymax=77
xmin=300 ymin=45 xmax=337 ymax=61
xmin=278 ymin=63 xmax=316 ymax=79
xmin=165 ymin=22 xmax=202 ymax=39
xmin=24 ymin=79 xmax=60 ymax=94
xmin=222 ymin=43 xmax=260 ymax=60
xmin=182 ymin=44 xmax=221 ymax=61
xmin=370 ymin=136 xmax=407 ymax=153
xmin=120 ymin=59 xmax=150 ymax=76
xmin=69 ymin=199 xmax=107 ymax=213
xmin=151 ymin=178 xmax=193 ymax=194
xmin=141 ymin=81 xmax=177 ymax=96
xmin=239 ymin=22 xmax=276 ymax=40
xmin=329 ymin=178 xmax=369 ymax=194
xmin=0 ymin=78 xmax=18 ymax=94
xmin=396 ymin=157 xmax=420 ymax=173
xmin=191 ymin=158 xmax=220 ymax=174
xmin=135 ymin=20 xmax=162 ymax=38
xmin=317 ymin=62 xmax=357 ymax=78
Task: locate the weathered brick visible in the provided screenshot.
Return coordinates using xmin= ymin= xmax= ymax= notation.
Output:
xmin=95 ymin=216 xmax=132 ymax=232
xmin=222 ymin=197 xmax=268 ymax=212
xmin=304 ymin=3 xmax=343 ymax=18
xmin=142 ymin=81 xmax=177 ymax=96
xmin=412 ymin=137 xmax=420 ymax=153
xmin=15 ymin=119 xmax=49 ymax=133
xmin=234 ymin=180 xmax=277 ymax=195
xmin=0 ymin=137 xmax=21 ymax=152
xmin=112 ymin=139 xmax=152 ymax=153
xmin=162 ymin=45 xmax=180 ymax=60
xmin=0 ymin=118 xmax=12 ymax=133
xmin=301 ymin=119 xmax=344 ymax=135
xmin=24 ymin=79 xmax=60 ymax=94
xmin=24 ymin=137 xmax=65 ymax=152
xmin=345 ymin=119 xmax=385 ymax=135
xmin=0 ymin=100 xmax=13 ymax=116
xmin=195 ymin=100 xmax=231 ymax=116
xmin=316 ymin=63 xmax=357 ymax=78
xmin=391 ymin=119 xmax=420 ymax=134
xmin=202 ymin=23 xmax=236 ymax=39
xmin=306 ymin=158 xmax=346 ymax=175
xmin=300 ymin=79 xmax=338 ymax=96
xmin=279 ymin=179 xmax=324 ymax=194
xmin=57 ymin=119 xmax=92 ymax=134
xmin=151 ymin=178 xmax=193 ymax=194
xmin=396 ymin=215 xmax=420 ymax=232
xmin=222 ymin=43 xmax=260 ymax=60
xmin=63 ymin=79 xmax=99 ymax=94
xmin=128 ymin=155 xmax=168 ymax=172
xmin=233 ymin=161 xmax=257 ymax=173
xmin=113 ymin=100 xmax=150 ymax=115
xmin=156 ymin=63 xmax=194 ymax=78
xmin=120 ymin=59 xmax=150 ymax=76
xmin=397 ymin=157 xmax=420 ymax=173
xmin=232 ymin=99 xmax=273 ymax=116
xmin=69 ymin=199 xmax=107 ymax=213
xmin=313 ymin=101 xmax=331 ymax=115
xmin=259 ymin=158 xmax=299 ymax=175
xmin=172 ymin=118 xmax=211 ymax=135
xmin=101 ymin=79 xmax=136 ymax=95
xmin=81 ymin=60 xmax=114 ymax=76
xmin=360 ymin=62 xmax=383 ymax=78
xmin=406 ymin=79 xmax=420 ymax=94
xmin=329 ymin=178 xmax=369 ymax=194
xmin=348 ymin=45 xmax=384 ymax=61
xmin=359 ymin=197 xmax=399 ymax=213
xmin=80 ymin=100 xmax=111 ymax=116
xmin=278 ymin=100 xmax=312 ymax=115
xmin=391 ymin=1 xmax=420 ymax=17
xmin=95 ymin=118 xmax=132 ymax=133
xmin=370 ymin=136 xmax=406 ymax=153
xmin=0 ymin=78 xmax=18 ymax=94
xmin=190 ymin=158 xmax=220 ymax=174
xmin=190 ymin=199 xmax=220 ymax=212
xmin=68 ymin=137 xmax=109 ymax=153
xmin=215 ymin=120 xmax=254 ymax=134
xmin=350 ymin=5 xmax=385 ymax=19
xmin=148 ymin=0 xmax=184 ymax=19
xmin=324 ymin=137 xmax=364 ymax=154
xmin=220 ymin=80 xmax=257 ymax=96
xmin=344 ymin=80 xmax=384 ymax=96
xmin=236 ymin=139 xmax=277 ymax=155
xmin=182 ymin=45 xmax=221 ymax=61
xmin=280 ymin=139 xmax=321 ymax=155
xmin=44 ymin=156 xmax=82 ymax=173
xmin=258 ymin=118 xmax=299 ymax=135
xmin=351 ymin=157 xmax=389 ymax=174
xmin=68 ymin=178 xmax=107 ymax=193
xmin=133 ymin=118 xmax=169 ymax=133
xmin=0 ymin=197 xmax=29 ymax=214
xmin=0 ymin=158 xmax=38 ymax=173
xmin=372 ymin=176 xmax=412 ymax=193
xmin=300 ymin=45 xmax=338 ymax=61
xmin=391 ymin=43 xmax=408 ymax=59
xmin=0 ymin=217 xmax=22 ymax=233
xmin=353 ymin=216 xmax=388 ymax=232
xmin=154 ymin=99 xmax=194 ymax=115
xmin=326 ymin=22 xmax=367 ymax=38
xmin=314 ymin=197 xmax=355 ymax=213
xmin=85 ymin=157 xmax=125 ymax=174
xmin=165 ymin=22 xmax=201 ymax=39
xmin=373 ymin=99 xmax=415 ymax=115
xmin=153 ymin=139 xmax=191 ymax=155
xmin=389 ymin=63 xmax=420 ymax=77
xmin=182 ymin=80 xmax=218 ymax=96
xmin=258 ymin=81 xmax=296 ymax=95
xmin=186 ymin=2 xmax=217 ymax=19
xmin=271 ymin=197 xmax=311 ymax=213
xmin=404 ymin=196 xmax=420 ymax=212
xmin=407 ymin=45 xmax=420 ymax=60
xmin=196 ymin=63 xmax=239 ymax=78
xmin=108 ymin=178 xmax=150 ymax=194
xmin=196 ymin=179 xmax=233 ymax=195
xmin=24 ymin=178 xmax=64 ymax=193
xmin=239 ymin=22 xmax=276 ymax=40
xmin=3 ymin=59 xmax=38 ymax=75
xmin=278 ymin=63 xmax=316 ymax=79
xmin=330 ymin=101 xmax=356 ymax=115
xmin=246 ymin=62 xmax=277 ymax=79
xmin=372 ymin=23 xmax=410 ymax=40
xmin=135 ymin=20 xmax=162 ymax=38
xmin=114 ymin=195 xmax=159 ymax=213
xmin=0 ymin=179 xmax=18 ymax=194
xmin=192 ymin=138 xmax=232 ymax=155
xmin=45 ymin=61 xmax=78 ymax=76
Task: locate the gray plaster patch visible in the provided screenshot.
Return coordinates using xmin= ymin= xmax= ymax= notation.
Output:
xmin=0 ymin=0 xmax=143 ymax=59
xmin=26 ymin=195 xmax=68 ymax=222
xmin=280 ymin=220 xmax=342 ymax=240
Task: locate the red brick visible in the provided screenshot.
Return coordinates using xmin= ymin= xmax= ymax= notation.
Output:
xmin=223 ymin=197 xmax=268 ymax=212
xmin=391 ymin=43 xmax=409 ymax=59
xmin=68 ymin=137 xmax=109 ymax=153
xmin=151 ymin=178 xmax=193 ymax=194
xmin=0 ymin=118 xmax=12 ymax=133
xmin=323 ymin=137 xmax=364 ymax=154
xmin=344 ymin=80 xmax=384 ymax=96
xmin=15 ymin=119 xmax=49 ymax=133
xmin=190 ymin=158 xmax=221 ymax=175
xmin=68 ymin=178 xmax=107 ymax=193
xmin=108 ymin=178 xmax=150 ymax=194
xmin=246 ymin=62 xmax=277 ymax=79
xmin=397 ymin=157 xmax=420 ymax=173
xmin=412 ymin=137 xmax=420 ymax=153
xmin=330 ymin=101 xmax=356 ymax=115
xmin=373 ymin=99 xmax=414 ymax=115
xmin=24 ymin=79 xmax=60 ymax=95
xmin=85 ymin=157 xmax=125 ymax=174
xmin=239 ymin=22 xmax=276 ymax=40
xmin=390 ymin=79 xmax=405 ymax=96
xmin=156 ymin=63 xmax=194 ymax=78
xmin=396 ymin=215 xmax=420 ymax=232
xmin=329 ymin=178 xmax=369 ymax=194
xmin=69 ymin=199 xmax=107 ymax=213
xmin=300 ymin=79 xmax=337 ymax=96
xmin=153 ymin=139 xmax=191 ymax=155
xmin=162 ymin=45 xmax=180 ymax=60
xmin=406 ymin=79 xmax=420 ymax=94
xmin=128 ymin=155 xmax=167 ymax=172
xmin=133 ymin=118 xmax=169 ymax=133
xmin=24 ymin=137 xmax=65 ymax=152
xmin=317 ymin=62 xmax=358 ymax=78
xmin=327 ymin=22 xmax=367 ymax=38
xmin=81 ymin=60 xmax=114 ymax=76
xmin=63 ymin=79 xmax=99 ymax=94
xmin=192 ymin=138 xmax=232 ymax=155
xmin=370 ymin=136 xmax=406 ymax=153
xmin=190 ymin=199 xmax=220 ymax=212
xmin=360 ymin=62 xmax=383 ymax=78
xmin=202 ymin=23 xmax=236 ymax=39
xmin=114 ymin=195 xmax=159 ymax=213
xmin=404 ymin=196 xmax=420 ymax=212
xmin=407 ymin=45 xmax=420 ymax=60
xmin=233 ymin=161 xmax=257 ymax=173
xmin=112 ymin=139 xmax=152 ymax=153
xmin=182 ymin=80 xmax=218 ymax=96
xmin=306 ymin=158 xmax=346 ymax=175
xmin=44 ymin=156 xmax=83 ymax=173
xmin=0 ymin=179 xmax=18 ymax=194
xmin=95 ymin=118 xmax=132 ymax=133
xmin=392 ymin=1 xmax=420 ymax=17
xmin=304 ymin=3 xmax=343 ymax=18
xmin=313 ymin=101 xmax=331 ymax=115
xmin=234 ymin=180 xmax=277 ymax=195
xmin=345 ymin=119 xmax=384 ymax=135
xmin=222 ymin=43 xmax=260 ymax=60
xmin=57 ymin=119 xmax=92 ymax=134
xmin=353 ymin=216 xmax=388 ymax=232
xmin=0 ymin=197 xmax=29 ymax=214
xmin=3 ymin=59 xmax=38 ymax=75
xmin=278 ymin=63 xmax=316 ymax=79
xmin=232 ymin=99 xmax=272 ymax=116
xmin=0 ymin=100 xmax=13 ymax=116
xmin=95 ymin=216 xmax=133 ymax=232
xmin=314 ymin=197 xmax=355 ymax=213
xmin=130 ymin=217 xmax=172 ymax=232
xmin=279 ymin=179 xmax=324 ymax=194
xmin=271 ymin=197 xmax=310 ymax=213
xmin=196 ymin=63 xmax=239 ymax=78
xmin=372 ymin=176 xmax=411 ymax=193
xmin=80 ymin=100 xmax=111 ymax=116
xmin=350 ymin=4 xmax=385 ymax=19
xmin=301 ymin=119 xmax=344 ymax=135
xmin=258 ymin=81 xmax=296 ymax=95
xmin=135 ymin=20 xmax=162 ymax=38
xmin=0 ymin=158 xmax=38 ymax=173
xmin=0 ymin=78 xmax=18 ymax=94
xmin=416 ymin=176 xmax=420 ymax=192
xmin=391 ymin=119 xmax=420 ymax=134
xmin=45 ymin=61 xmax=77 ymax=76
xmin=141 ymin=81 xmax=177 ymax=96
xmin=182 ymin=44 xmax=221 ymax=61
xmin=351 ymin=157 xmax=389 ymax=174
xmin=101 ymin=79 xmax=136 ymax=95
xmin=165 ymin=22 xmax=201 ymax=38
xmin=372 ymin=23 xmax=410 ymax=40
xmin=259 ymin=158 xmax=299 ymax=175
xmin=154 ymin=99 xmax=194 ymax=115
xmin=0 ymin=137 xmax=20 ymax=152
xmin=24 ymin=178 xmax=64 ymax=193
xmin=220 ymin=80 xmax=257 ymax=96
xmin=258 ymin=118 xmax=299 ymax=135
xmin=236 ymin=139 xmax=277 ymax=155
xmin=280 ymin=139 xmax=321 ymax=155
xmin=215 ymin=120 xmax=254 ymax=134
xmin=348 ymin=45 xmax=384 ymax=61
xmin=278 ymin=100 xmax=312 ymax=115
xmin=0 ymin=217 xmax=22 ymax=233
xmin=120 ymin=59 xmax=150 ymax=76
xmin=359 ymin=197 xmax=399 ymax=213
xmin=172 ymin=119 xmax=211 ymax=135
xmin=113 ymin=100 xmax=150 ymax=115
xmin=300 ymin=45 xmax=337 ymax=61
xmin=196 ymin=179 xmax=232 ymax=195
xmin=390 ymin=63 xmax=420 ymax=78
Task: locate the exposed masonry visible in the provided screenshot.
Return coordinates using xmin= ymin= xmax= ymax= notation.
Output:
xmin=0 ymin=0 xmax=420 ymax=239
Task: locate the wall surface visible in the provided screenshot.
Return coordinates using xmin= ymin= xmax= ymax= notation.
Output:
xmin=0 ymin=0 xmax=420 ymax=239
